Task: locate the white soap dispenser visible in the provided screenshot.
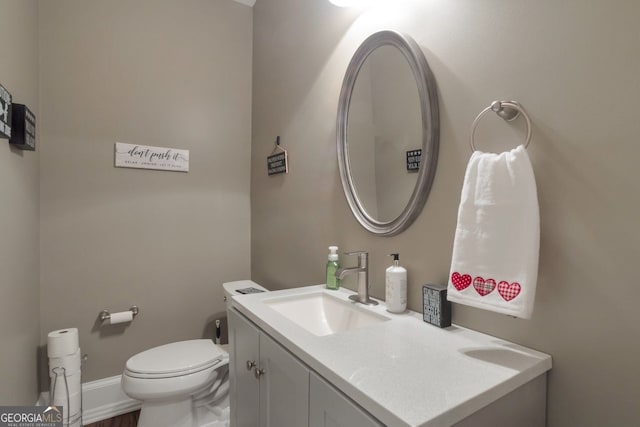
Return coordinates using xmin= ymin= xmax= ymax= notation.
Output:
xmin=385 ymin=253 xmax=407 ymax=313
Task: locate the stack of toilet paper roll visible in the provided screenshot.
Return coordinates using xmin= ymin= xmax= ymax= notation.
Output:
xmin=48 ymin=328 xmax=82 ymax=427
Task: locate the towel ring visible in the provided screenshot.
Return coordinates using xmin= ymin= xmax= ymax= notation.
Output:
xmin=470 ymin=101 xmax=532 ymax=152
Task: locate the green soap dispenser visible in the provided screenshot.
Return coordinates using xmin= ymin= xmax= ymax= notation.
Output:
xmin=326 ymin=246 xmax=340 ymax=290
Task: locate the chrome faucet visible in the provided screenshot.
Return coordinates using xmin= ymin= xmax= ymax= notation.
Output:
xmin=335 ymin=251 xmax=378 ymax=305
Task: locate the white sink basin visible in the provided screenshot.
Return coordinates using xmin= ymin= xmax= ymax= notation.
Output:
xmin=264 ymin=291 xmax=390 ymax=336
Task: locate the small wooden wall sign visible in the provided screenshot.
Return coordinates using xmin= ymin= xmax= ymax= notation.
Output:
xmin=267 ymin=135 xmax=288 ymax=176
xmin=267 ymin=151 xmax=288 ymax=175
xmin=10 ymin=104 xmax=36 ymax=151
xmin=114 ymin=142 xmax=189 ymax=172
xmin=0 ymin=84 xmax=12 ymax=139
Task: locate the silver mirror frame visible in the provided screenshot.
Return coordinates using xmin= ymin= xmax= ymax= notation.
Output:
xmin=337 ymin=30 xmax=440 ymax=236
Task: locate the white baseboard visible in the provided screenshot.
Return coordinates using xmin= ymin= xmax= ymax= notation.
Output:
xmin=37 ymin=375 xmax=141 ymax=425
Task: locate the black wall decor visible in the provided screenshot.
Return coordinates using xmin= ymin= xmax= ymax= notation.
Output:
xmin=0 ymin=84 xmax=12 ymax=139
xmin=423 ymin=284 xmax=451 ymax=328
xmin=406 ymin=149 xmax=421 ymax=172
xmin=267 ymin=136 xmax=288 ymax=176
xmin=10 ymin=104 xmax=36 ymax=151
xmin=267 ymin=152 xmax=287 ymax=175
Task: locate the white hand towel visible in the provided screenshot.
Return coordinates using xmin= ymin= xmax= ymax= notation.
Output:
xmin=447 ymin=145 xmax=540 ymax=319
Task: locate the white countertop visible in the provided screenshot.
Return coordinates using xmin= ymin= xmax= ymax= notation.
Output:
xmin=231 ymin=285 xmax=552 ymax=427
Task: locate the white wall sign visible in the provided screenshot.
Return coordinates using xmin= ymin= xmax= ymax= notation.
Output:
xmin=114 ymin=142 xmax=189 ymax=172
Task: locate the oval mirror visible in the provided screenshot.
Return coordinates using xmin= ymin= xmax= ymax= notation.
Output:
xmin=337 ymin=30 xmax=439 ymax=236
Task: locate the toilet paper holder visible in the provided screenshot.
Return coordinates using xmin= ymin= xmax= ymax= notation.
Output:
xmin=99 ymin=306 xmax=139 ymax=322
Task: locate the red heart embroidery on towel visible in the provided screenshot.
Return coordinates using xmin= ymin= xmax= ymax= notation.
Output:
xmin=451 ymin=272 xmax=472 ymax=291
xmin=497 ymin=281 xmax=521 ymax=301
xmin=473 ymin=277 xmax=496 ymax=296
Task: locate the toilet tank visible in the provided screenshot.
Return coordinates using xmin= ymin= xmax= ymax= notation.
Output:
xmin=222 ymin=280 xmax=268 ymax=309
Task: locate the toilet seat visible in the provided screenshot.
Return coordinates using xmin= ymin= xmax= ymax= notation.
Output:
xmin=125 ymin=358 xmax=225 ymax=379
xmin=125 ymin=340 xmax=226 ymax=379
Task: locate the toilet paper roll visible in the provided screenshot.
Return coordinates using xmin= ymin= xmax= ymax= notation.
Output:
xmin=49 ymin=349 xmax=81 ymax=376
xmin=108 ymin=311 xmax=133 ymax=325
xmin=50 ymin=369 xmax=82 ymax=396
xmin=47 ymin=328 xmax=79 ymax=358
xmin=50 ymin=375 xmax=82 ymax=416
xmin=67 ymin=414 xmax=83 ymax=427
xmin=65 ymin=414 xmax=82 ymax=427
xmin=52 ymin=391 xmax=81 ymax=420
xmin=49 ymin=366 xmax=82 ymax=384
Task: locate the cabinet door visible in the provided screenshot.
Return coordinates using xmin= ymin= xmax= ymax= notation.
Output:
xmin=228 ymin=309 xmax=260 ymax=427
xmin=309 ymin=372 xmax=383 ymax=427
xmin=259 ymin=332 xmax=310 ymax=427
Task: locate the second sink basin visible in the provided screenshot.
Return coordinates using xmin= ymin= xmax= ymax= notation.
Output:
xmin=264 ymin=291 xmax=390 ymax=336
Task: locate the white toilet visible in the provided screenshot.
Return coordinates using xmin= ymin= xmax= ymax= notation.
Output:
xmin=121 ymin=280 xmax=267 ymax=427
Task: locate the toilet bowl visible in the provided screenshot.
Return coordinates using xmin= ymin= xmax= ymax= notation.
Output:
xmin=121 ymin=340 xmax=230 ymax=427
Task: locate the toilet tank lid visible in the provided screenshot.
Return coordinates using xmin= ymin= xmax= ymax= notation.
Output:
xmin=126 ymin=339 xmax=225 ymax=375
xmin=223 ymin=280 xmax=268 ymax=294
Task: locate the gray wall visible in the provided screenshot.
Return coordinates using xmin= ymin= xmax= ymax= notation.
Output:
xmin=0 ymin=0 xmax=40 ymax=404
xmin=39 ymin=0 xmax=252 ymax=382
xmin=251 ymin=1 xmax=640 ymax=426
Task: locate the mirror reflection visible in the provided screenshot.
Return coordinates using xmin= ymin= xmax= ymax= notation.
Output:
xmin=347 ymin=46 xmax=422 ymax=222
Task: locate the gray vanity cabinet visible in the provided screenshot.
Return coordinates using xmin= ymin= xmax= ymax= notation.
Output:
xmin=258 ymin=329 xmax=309 ymax=427
xmin=229 ymin=307 xmax=260 ymax=427
xmin=309 ymin=372 xmax=383 ymax=427
xmin=228 ymin=308 xmax=310 ymax=427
